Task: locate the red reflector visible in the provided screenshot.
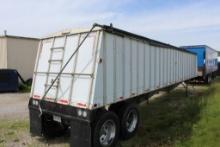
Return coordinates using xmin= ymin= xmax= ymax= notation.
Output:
xmin=33 ymin=95 xmax=41 ymax=99
xmin=45 ymin=97 xmax=53 ymax=100
xmin=77 ymin=103 xmax=86 ymax=107
xmin=58 ymin=99 xmax=68 ymax=104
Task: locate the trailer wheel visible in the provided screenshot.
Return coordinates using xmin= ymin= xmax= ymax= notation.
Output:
xmin=205 ymin=75 xmax=212 ymax=84
xmin=93 ymin=111 xmax=120 ymax=147
xmin=119 ymin=104 xmax=139 ymax=140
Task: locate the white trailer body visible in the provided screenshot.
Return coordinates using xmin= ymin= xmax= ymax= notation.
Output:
xmin=29 ymin=24 xmax=197 ymax=147
xmin=31 ymin=26 xmax=197 ymax=110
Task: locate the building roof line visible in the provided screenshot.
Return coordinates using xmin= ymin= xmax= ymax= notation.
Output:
xmin=0 ymin=35 xmax=39 ymax=40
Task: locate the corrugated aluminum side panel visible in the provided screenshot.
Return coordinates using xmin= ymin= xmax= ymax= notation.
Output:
xmin=144 ymin=43 xmax=150 ymax=91
xmin=91 ymin=32 xmax=197 ymax=109
xmin=32 ymin=29 xmax=197 ymax=110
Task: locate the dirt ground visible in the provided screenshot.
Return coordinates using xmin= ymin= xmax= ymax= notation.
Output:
xmin=0 ymin=93 xmax=29 ymax=120
xmin=0 ymin=86 xmax=197 ymax=147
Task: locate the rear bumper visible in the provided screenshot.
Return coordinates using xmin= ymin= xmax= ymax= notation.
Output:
xmin=28 ymin=98 xmax=94 ymax=147
xmin=28 ymin=98 xmax=94 ymax=122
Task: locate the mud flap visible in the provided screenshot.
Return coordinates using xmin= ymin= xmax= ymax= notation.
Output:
xmin=29 ymin=108 xmax=42 ymax=136
xmin=70 ymin=119 xmax=92 ymax=147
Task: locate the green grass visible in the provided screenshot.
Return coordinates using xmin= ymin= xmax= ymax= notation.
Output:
xmin=121 ymin=78 xmax=220 ymax=147
xmin=0 ymin=78 xmax=220 ymax=147
xmin=19 ymin=83 xmax=31 ymax=92
xmin=0 ymin=119 xmax=69 ymax=147
xmin=0 ymin=119 xmax=28 ymax=147
xmin=176 ymin=78 xmax=220 ymax=147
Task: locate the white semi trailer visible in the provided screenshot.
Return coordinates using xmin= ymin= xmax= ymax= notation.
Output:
xmin=29 ymin=24 xmax=197 ymax=147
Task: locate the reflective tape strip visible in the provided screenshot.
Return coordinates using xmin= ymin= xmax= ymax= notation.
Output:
xmin=76 ymin=103 xmax=87 ymax=108
xmin=33 ymin=95 xmax=41 ymax=99
xmin=57 ymin=99 xmax=69 ymax=105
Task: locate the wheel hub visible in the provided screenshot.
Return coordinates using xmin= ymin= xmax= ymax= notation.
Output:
xmin=126 ymin=110 xmax=138 ymax=133
xmin=99 ymin=120 xmax=116 ymax=146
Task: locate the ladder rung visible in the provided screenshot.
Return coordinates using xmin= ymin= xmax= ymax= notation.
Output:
xmin=48 ymin=59 xmax=63 ymax=62
xmin=51 ymin=47 xmax=65 ymax=50
xmin=34 ymin=72 xmax=93 ymax=77
xmin=73 ymin=73 xmax=93 ymax=76
xmin=45 ymin=84 xmax=58 ymax=87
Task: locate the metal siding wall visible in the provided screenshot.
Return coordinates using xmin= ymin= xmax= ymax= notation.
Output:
xmin=159 ymin=48 xmax=163 ymax=87
xmin=191 ymin=55 xmax=193 ymax=77
xmin=104 ymin=33 xmax=114 ymax=103
xmin=180 ymin=52 xmax=183 ymax=80
xmin=7 ymin=37 xmax=39 ymax=80
xmin=186 ymin=54 xmax=188 ymax=78
xmin=176 ymin=50 xmax=179 ymax=81
xmin=150 ymin=46 xmax=153 ymax=89
xmin=173 ymin=50 xmax=176 ymax=83
xmin=188 ymin=54 xmax=190 ymax=78
xmin=144 ymin=43 xmax=150 ymax=91
xmin=182 ymin=52 xmax=184 ymax=80
xmin=177 ymin=51 xmax=180 ymax=81
xmin=92 ymin=32 xmax=104 ymax=106
xmin=167 ymin=49 xmax=171 ymax=84
xmin=88 ymin=32 xmax=197 ymax=108
xmin=170 ymin=49 xmax=173 ymax=83
xmin=152 ymin=47 xmax=156 ymax=88
xmin=124 ymin=38 xmax=131 ymax=98
xmin=33 ymin=31 xmax=197 ymax=109
xmin=164 ymin=49 xmax=168 ymax=86
xmin=162 ymin=48 xmax=164 ymax=85
xmin=183 ymin=53 xmax=185 ymax=79
xmin=131 ymin=40 xmax=138 ymax=95
xmin=0 ymin=38 xmax=7 ymax=68
xmin=174 ymin=50 xmax=176 ymax=82
xmin=115 ymin=36 xmax=123 ymax=100
xmin=138 ymin=42 xmax=144 ymax=94
xmin=178 ymin=51 xmax=180 ymax=80
xmin=160 ymin=48 xmax=164 ymax=87
xmin=189 ymin=55 xmax=191 ymax=78
xmin=155 ymin=47 xmax=159 ymax=88
xmin=174 ymin=50 xmax=177 ymax=82
xmin=185 ymin=53 xmax=187 ymax=79
xmin=169 ymin=49 xmax=172 ymax=83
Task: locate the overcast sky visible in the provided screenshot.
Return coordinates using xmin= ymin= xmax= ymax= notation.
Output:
xmin=0 ymin=0 xmax=220 ymax=50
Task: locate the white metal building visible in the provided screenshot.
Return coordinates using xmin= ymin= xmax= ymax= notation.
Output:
xmin=0 ymin=35 xmax=39 ymax=81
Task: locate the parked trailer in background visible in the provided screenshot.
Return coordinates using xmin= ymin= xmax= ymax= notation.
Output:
xmin=29 ymin=24 xmax=197 ymax=147
xmin=182 ymin=45 xmax=218 ymax=83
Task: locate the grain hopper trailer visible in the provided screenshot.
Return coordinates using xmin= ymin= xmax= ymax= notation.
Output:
xmin=29 ymin=24 xmax=197 ymax=147
xmin=182 ymin=45 xmax=218 ymax=83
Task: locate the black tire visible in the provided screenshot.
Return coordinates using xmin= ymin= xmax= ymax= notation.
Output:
xmin=205 ymin=75 xmax=212 ymax=84
xmin=119 ymin=104 xmax=139 ymax=140
xmin=93 ymin=111 xmax=120 ymax=147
